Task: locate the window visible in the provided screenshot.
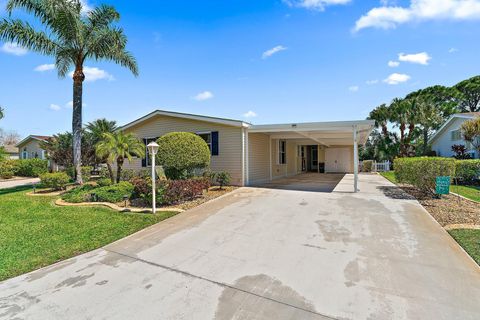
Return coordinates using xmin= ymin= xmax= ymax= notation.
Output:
xmin=142 ymin=137 xmax=159 ymax=167
xmin=278 ymin=140 xmax=286 ymax=165
xmin=22 ymin=150 xmax=28 ymax=159
xmin=451 ymin=130 xmax=462 ymax=141
xmin=197 ymin=131 xmax=219 ymax=156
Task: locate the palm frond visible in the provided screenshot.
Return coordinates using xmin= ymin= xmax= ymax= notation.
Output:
xmin=0 ymin=18 xmax=58 ymax=54
xmin=87 ymin=4 xmax=120 ymax=28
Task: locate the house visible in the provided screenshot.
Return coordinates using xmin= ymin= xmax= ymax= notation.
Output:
xmin=118 ymin=110 xmax=375 ymax=192
xmin=2 ymin=144 xmax=19 ymax=159
xmin=16 ymin=135 xmax=51 ymax=160
xmin=430 ymin=112 xmax=480 ymax=159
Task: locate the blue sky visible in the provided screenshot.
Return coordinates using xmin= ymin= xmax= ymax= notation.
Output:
xmin=1 ymin=0 xmax=480 ymax=137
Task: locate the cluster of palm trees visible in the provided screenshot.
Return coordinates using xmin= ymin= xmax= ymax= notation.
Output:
xmin=0 ymin=0 xmax=138 ymax=184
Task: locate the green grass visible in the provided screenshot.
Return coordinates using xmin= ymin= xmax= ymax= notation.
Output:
xmin=0 ymin=186 xmax=177 ymax=281
xmin=380 ymin=171 xmax=397 ymax=184
xmin=448 ymin=229 xmax=480 ymax=265
xmin=451 ymin=185 xmax=480 ymax=202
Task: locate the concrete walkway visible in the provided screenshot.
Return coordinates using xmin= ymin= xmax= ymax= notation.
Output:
xmin=0 ymin=178 xmax=39 ymax=190
xmin=1 ymin=174 xmax=479 ymax=319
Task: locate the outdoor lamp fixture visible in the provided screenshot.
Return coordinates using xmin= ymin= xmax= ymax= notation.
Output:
xmin=147 ymin=142 xmax=159 ymax=214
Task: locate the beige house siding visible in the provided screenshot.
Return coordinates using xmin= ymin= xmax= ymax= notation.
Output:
xmin=248 ymin=133 xmax=270 ymax=184
xmin=270 ymin=139 xmax=299 ymax=179
xmin=17 ymin=140 xmax=46 ymax=160
xmin=120 ymin=115 xmax=244 ymax=185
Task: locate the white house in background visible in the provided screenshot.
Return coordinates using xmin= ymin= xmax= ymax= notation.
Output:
xmin=16 ymin=135 xmax=51 ymax=160
xmin=118 ymin=109 xmax=375 ymax=192
xmin=430 ymin=112 xmax=480 ymax=159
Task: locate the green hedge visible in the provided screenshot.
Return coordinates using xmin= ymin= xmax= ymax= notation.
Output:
xmin=92 ymin=181 xmax=134 ymax=203
xmin=61 ymin=185 xmax=96 ymax=203
xmin=394 ymin=157 xmax=456 ymax=194
xmin=455 ymin=160 xmax=480 ymax=183
xmin=15 ymin=159 xmax=48 ymax=177
xmin=40 ymin=172 xmax=70 ymax=190
xmin=0 ymin=160 xmax=16 ymax=179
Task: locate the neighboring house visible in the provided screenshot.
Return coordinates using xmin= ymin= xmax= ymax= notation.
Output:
xmin=118 ymin=110 xmax=374 ymax=190
xmin=431 ymin=112 xmax=480 ymax=159
xmin=16 ymin=135 xmax=51 ymax=160
xmin=2 ymin=144 xmax=19 ymax=159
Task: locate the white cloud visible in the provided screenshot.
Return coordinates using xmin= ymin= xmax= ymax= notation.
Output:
xmin=398 ymin=52 xmax=431 ymax=65
xmin=262 ymin=45 xmax=287 ymax=59
xmin=384 ymin=73 xmax=411 ymax=85
xmin=388 ymin=60 xmax=400 ymax=67
xmin=34 ymin=64 xmax=55 ymax=72
xmin=243 ymin=110 xmax=258 ymax=118
xmin=449 ymin=47 xmax=459 ymax=53
xmin=193 ymin=91 xmax=214 ymax=101
xmin=49 ymin=104 xmax=61 ymax=111
xmin=354 ymin=0 xmax=480 ymax=31
xmin=348 ymin=85 xmax=359 ymax=92
xmin=366 ymin=79 xmax=379 ymax=85
xmin=283 ymin=0 xmax=351 ymax=11
xmin=1 ymin=42 xmax=27 ymax=56
xmin=68 ymin=66 xmax=114 ymax=82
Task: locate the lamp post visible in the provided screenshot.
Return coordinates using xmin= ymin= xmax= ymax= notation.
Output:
xmin=147 ymin=142 xmax=159 ymax=214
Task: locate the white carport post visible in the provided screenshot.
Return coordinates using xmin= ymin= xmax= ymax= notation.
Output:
xmin=353 ymin=125 xmax=359 ymax=193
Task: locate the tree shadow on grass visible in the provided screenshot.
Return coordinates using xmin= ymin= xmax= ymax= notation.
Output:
xmin=377 ymin=186 xmax=416 ymax=200
xmin=0 ymin=185 xmax=34 ymax=196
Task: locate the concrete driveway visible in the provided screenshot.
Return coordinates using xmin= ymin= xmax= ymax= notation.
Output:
xmin=0 ymin=178 xmax=39 ymax=190
xmin=1 ymin=174 xmax=480 ymax=319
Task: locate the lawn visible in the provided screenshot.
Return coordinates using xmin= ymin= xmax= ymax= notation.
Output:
xmin=0 ymin=186 xmax=177 ymax=281
xmin=380 ymin=171 xmax=397 ymax=184
xmin=448 ymin=229 xmax=480 ymax=265
xmin=451 ymin=185 xmax=480 ymax=202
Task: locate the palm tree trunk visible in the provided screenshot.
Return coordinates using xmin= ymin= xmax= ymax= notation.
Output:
xmin=116 ymin=158 xmax=124 ymax=184
xmin=72 ymin=67 xmax=85 ymax=184
xmin=106 ymin=162 xmax=115 ymax=184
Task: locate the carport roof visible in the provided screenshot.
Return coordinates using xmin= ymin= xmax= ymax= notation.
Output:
xmin=249 ymin=120 xmax=375 ymax=146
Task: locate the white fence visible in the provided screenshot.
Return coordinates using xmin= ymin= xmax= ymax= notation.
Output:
xmin=360 ymin=160 xmax=391 ymax=172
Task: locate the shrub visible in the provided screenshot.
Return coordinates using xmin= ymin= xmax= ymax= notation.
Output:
xmin=96 ymin=177 xmax=112 ymax=187
xmin=61 ymin=185 xmax=96 ymax=203
xmin=40 ymin=172 xmax=70 ymax=190
xmin=362 ymin=160 xmax=373 ymax=172
xmin=157 ymin=132 xmax=211 ymax=180
xmin=216 ymin=171 xmax=231 ymax=189
xmin=394 ymin=157 xmax=456 ymax=194
xmin=81 ymin=166 xmax=93 ymax=181
xmin=0 ymin=160 xmax=16 ymax=179
xmin=15 ymin=159 xmax=48 ymax=177
xmin=92 ymin=181 xmax=134 ymax=203
xmin=452 ymin=144 xmax=472 ymax=160
xmin=130 ymin=176 xmax=152 ymax=199
xmin=455 ymin=160 xmax=480 ymax=184
xmin=163 ymin=179 xmax=205 ymax=204
xmin=120 ymin=169 xmax=137 ymax=182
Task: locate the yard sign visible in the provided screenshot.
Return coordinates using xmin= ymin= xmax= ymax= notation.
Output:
xmin=435 ymin=176 xmax=451 ymax=195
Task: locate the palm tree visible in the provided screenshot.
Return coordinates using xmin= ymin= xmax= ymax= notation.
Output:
xmin=96 ymin=132 xmax=145 ymax=183
xmin=85 ymin=119 xmax=117 ymax=183
xmin=368 ymin=104 xmax=390 ymax=138
xmin=461 ymin=117 xmax=480 ymax=156
xmin=0 ymin=0 xmax=138 ymax=184
xmin=416 ymin=98 xmax=443 ymax=155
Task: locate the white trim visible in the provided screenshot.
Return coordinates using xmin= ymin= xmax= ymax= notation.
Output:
xmin=277 ymin=139 xmax=287 ymax=165
xmin=245 ymin=129 xmax=249 ymax=186
xmin=119 ymin=109 xmax=250 ymax=132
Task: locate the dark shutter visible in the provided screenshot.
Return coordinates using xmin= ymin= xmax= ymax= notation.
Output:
xmin=142 ymin=138 xmax=147 ymax=167
xmin=211 ymin=131 xmax=219 ymax=156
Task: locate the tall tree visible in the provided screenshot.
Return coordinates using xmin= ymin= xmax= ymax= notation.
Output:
xmin=0 ymin=0 xmax=138 ymax=184
xmin=368 ymin=104 xmax=390 ymax=138
xmin=95 ymin=132 xmax=145 ymax=183
xmin=85 ymin=119 xmax=117 ymax=183
xmin=454 ymin=76 xmax=480 ymax=112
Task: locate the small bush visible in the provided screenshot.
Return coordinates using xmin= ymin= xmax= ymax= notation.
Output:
xmin=81 ymin=166 xmax=93 ymax=181
xmin=15 ymin=159 xmax=48 ymax=177
xmin=130 ymin=176 xmax=152 ymax=199
xmin=61 ymin=185 xmax=96 ymax=203
xmin=216 ymin=171 xmax=231 ymax=189
xmin=163 ymin=179 xmax=205 ymax=204
xmin=362 ymin=160 xmax=373 ymax=172
xmin=455 ymin=160 xmax=480 ymax=184
xmin=92 ymin=181 xmax=134 ymax=203
xmin=96 ymin=178 xmax=112 ymax=187
xmin=0 ymin=160 xmax=16 ymax=179
xmin=157 ymin=132 xmax=211 ymax=180
xmin=394 ymin=157 xmax=456 ymax=194
xmin=40 ymin=172 xmax=70 ymax=190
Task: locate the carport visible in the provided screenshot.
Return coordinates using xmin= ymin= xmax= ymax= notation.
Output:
xmin=246 ymin=120 xmax=375 ymax=192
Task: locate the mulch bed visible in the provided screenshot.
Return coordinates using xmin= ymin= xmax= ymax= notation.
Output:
xmin=399 ymin=185 xmax=480 ymax=227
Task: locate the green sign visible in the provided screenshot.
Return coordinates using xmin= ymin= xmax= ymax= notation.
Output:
xmin=435 ymin=176 xmax=451 ymax=195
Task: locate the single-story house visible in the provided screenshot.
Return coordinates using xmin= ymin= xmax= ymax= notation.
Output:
xmin=118 ymin=110 xmax=375 ymax=192
xmin=431 ymin=112 xmax=479 ymax=159
xmin=2 ymin=144 xmax=19 ymax=159
xmin=16 ymin=135 xmax=51 ymax=160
